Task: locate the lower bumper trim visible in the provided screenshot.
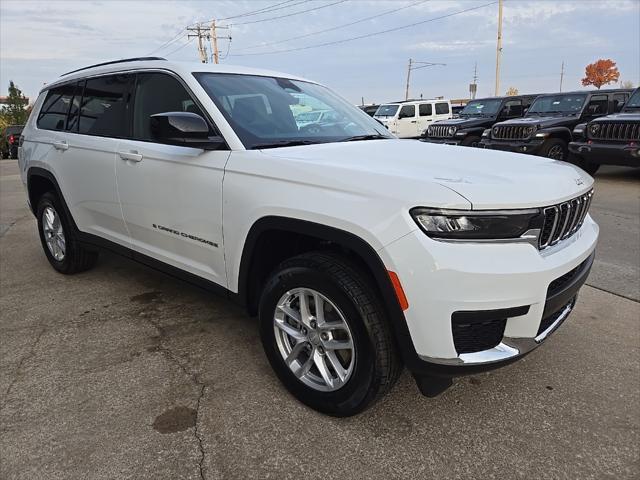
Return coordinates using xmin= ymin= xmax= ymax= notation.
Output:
xmin=421 ymin=300 xmax=574 ymax=366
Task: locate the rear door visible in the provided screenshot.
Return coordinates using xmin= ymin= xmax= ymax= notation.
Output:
xmin=416 ymin=103 xmax=433 ymax=136
xmin=434 ymin=102 xmax=451 ymax=122
xmin=34 ymin=77 xmax=131 ymax=245
xmin=114 ymin=71 xmax=229 ymax=286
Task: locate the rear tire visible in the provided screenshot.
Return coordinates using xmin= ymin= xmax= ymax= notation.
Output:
xmin=540 ymin=138 xmax=568 ymax=161
xmin=258 ymin=251 xmax=402 ymax=416
xmin=36 ymin=192 xmax=98 ymax=274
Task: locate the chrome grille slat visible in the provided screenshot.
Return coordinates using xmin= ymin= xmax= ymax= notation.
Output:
xmin=538 ymin=190 xmax=593 ymax=250
xmin=493 ymin=125 xmax=529 ymax=140
xmin=429 ymin=125 xmax=454 ymax=138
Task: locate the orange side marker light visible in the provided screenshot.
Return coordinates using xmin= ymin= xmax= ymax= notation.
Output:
xmin=388 ymin=270 xmax=409 ymax=311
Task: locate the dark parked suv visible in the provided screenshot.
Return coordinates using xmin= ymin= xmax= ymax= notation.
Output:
xmin=481 ymin=89 xmax=632 ymax=161
xmin=421 ymin=95 xmax=537 ymax=147
xmin=1 ymin=125 xmax=24 ymax=159
xmin=569 ymin=87 xmax=640 ymax=174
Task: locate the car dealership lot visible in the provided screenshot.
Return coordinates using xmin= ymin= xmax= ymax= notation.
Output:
xmin=1 ymin=159 xmax=638 ymax=479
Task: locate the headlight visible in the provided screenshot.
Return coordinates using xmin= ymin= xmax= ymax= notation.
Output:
xmin=482 ymin=129 xmax=490 ymax=137
xmin=447 ymin=126 xmax=457 ymax=136
xmin=427 ymin=126 xmax=433 ymax=136
xmin=410 ymin=207 xmax=541 ymax=240
xmin=524 ymin=126 xmax=535 ymax=137
xmin=589 ymin=123 xmax=601 ymax=136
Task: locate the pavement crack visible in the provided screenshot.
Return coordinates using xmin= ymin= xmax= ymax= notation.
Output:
xmin=145 ymin=315 xmax=208 ymax=480
xmin=1 ymin=327 xmax=46 ymax=410
xmin=585 ymin=283 xmax=639 ymax=303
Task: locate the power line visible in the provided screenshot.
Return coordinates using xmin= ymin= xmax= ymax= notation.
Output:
xmin=236 ymin=0 xmax=430 ymax=51
xmin=147 ymin=28 xmax=187 ymax=55
xmin=232 ymin=0 xmax=347 ymax=26
xmin=219 ymin=0 xmax=308 ymax=21
xmin=164 ymin=37 xmax=195 ymax=57
xmin=231 ymin=1 xmax=497 ymax=56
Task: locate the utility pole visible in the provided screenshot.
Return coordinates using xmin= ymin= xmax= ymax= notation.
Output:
xmin=187 ymin=24 xmax=208 ymax=63
xmin=405 ymin=59 xmax=446 ymax=101
xmin=405 ymin=59 xmax=413 ymax=101
xmin=209 ymin=20 xmax=231 ymax=64
xmin=494 ymin=0 xmax=503 ymax=96
xmin=559 ymin=60 xmax=565 ymax=92
xmin=187 ymin=21 xmax=231 ymax=64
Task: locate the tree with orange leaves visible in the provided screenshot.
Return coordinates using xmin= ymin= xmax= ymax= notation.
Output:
xmin=581 ymin=59 xmax=620 ymax=89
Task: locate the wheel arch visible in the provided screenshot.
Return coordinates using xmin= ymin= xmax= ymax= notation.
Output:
xmin=237 ymin=216 xmax=419 ymax=366
xmin=540 ymin=126 xmax=573 ymax=144
xmin=26 ymin=167 xmax=79 ymax=231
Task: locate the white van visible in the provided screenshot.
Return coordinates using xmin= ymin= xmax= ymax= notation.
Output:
xmin=374 ymin=99 xmax=452 ymax=138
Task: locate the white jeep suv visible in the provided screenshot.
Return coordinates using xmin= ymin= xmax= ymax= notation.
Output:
xmin=19 ymin=58 xmax=598 ymax=416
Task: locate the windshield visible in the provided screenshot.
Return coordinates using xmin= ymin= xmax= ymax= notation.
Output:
xmin=527 ymin=94 xmax=587 ymax=115
xmin=623 ymin=89 xmax=640 ymax=109
xmin=460 ymin=99 xmax=502 ymax=116
xmin=374 ymin=104 xmax=399 ymax=117
xmin=194 ymin=73 xmax=392 ymax=149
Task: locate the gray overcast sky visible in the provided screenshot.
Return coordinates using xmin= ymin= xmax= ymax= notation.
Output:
xmin=1 ymin=0 xmax=638 ymax=104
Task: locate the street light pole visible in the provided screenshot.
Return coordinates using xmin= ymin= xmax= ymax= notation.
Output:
xmin=404 ymin=59 xmax=446 ymax=101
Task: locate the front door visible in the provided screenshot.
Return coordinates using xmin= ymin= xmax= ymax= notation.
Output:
xmin=115 ymin=72 xmax=229 ymax=287
xmin=396 ymin=104 xmax=417 ymax=138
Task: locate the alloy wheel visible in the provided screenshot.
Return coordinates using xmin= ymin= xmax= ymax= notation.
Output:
xmin=42 ymin=206 xmax=66 ymax=261
xmin=273 ymin=288 xmax=355 ymax=392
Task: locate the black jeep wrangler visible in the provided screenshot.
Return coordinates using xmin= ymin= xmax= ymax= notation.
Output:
xmin=421 ymin=95 xmax=537 ymax=147
xmin=569 ymin=87 xmax=640 ymax=174
xmin=480 ymin=89 xmax=632 ymax=161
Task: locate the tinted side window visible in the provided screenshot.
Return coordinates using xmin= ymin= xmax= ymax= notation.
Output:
xmin=419 ymin=103 xmax=432 ymax=116
xmin=584 ymin=94 xmax=608 ymax=116
xmin=435 ymin=103 xmax=449 ymax=115
xmin=133 ymin=72 xmax=207 ymax=141
xmin=399 ymin=105 xmax=415 ymax=118
xmin=502 ymin=99 xmax=523 ymax=117
xmin=613 ymin=93 xmax=628 ymax=112
xmin=37 ymin=83 xmax=76 ymax=131
xmin=79 ymin=75 xmax=132 ymax=137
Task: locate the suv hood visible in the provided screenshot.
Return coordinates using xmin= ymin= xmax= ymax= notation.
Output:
xmin=261 ymin=139 xmax=593 ymax=210
xmin=592 ymin=111 xmax=640 ymax=122
xmin=498 ymin=115 xmax=578 ymax=129
xmin=432 ymin=117 xmax=494 ymax=129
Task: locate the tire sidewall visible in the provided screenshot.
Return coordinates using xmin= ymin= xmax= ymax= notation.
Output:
xmin=259 ymin=264 xmax=377 ymax=415
xmin=36 ymin=193 xmax=72 ymax=273
xmin=542 ymin=138 xmax=567 ymax=161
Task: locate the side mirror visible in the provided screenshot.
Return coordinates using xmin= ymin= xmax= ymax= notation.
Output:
xmin=150 ymin=112 xmax=225 ymax=150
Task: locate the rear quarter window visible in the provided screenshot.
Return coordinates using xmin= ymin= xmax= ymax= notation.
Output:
xmin=435 ymin=103 xmax=450 ymax=115
xmin=37 ymin=83 xmax=76 ymax=131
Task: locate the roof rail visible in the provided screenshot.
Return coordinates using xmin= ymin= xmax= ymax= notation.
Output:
xmin=60 ymin=57 xmax=167 ymax=77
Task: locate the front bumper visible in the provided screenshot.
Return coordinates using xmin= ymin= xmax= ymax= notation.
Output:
xmin=480 ymin=138 xmax=545 ymax=155
xmin=420 ymin=137 xmax=462 ymax=146
xmin=569 ymin=141 xmax=640 ymax=167
xmin=378 ymin=215 xmax=598 ymax=391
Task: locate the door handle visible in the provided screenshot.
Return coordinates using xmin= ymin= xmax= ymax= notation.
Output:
xmin=53 ymin=141 xmax=69 ymax=151
xmin=118 ymin=151 xmax=143 ymax=162
xmin=410 ymin=120 xmax=417 ymax=123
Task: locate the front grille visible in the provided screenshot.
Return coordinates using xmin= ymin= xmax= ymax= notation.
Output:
xmin=492 ymin=125 xmax=532 ymax=140
xmin=539 ymin=190 xmax=593 ymax=249
xmin=429 ymin=124 xmax=453 ymax=138
xmin=588 ymin=122 xmax=640 ymax=141
xmin=537 ymin=298 xmax=575 ymax=336
xmin=547 ymin=258 xmax=590 ymax=297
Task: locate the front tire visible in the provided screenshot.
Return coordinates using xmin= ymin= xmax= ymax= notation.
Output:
xmin=540 ymin=138 xmax=568 ymax=161
xmin=460 ymin=135 xmax=481 ymax=148
xmin=36 ymin=192 xmax=98 ymax=274
xmin=258 ymin=252 xmax=402 ymax=416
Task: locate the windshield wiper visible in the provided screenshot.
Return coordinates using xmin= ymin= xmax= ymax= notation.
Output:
xmin=251 ymin=140 xmax=322 ymax=150
xmin=340 ymin=134 xmax=390 ymax=142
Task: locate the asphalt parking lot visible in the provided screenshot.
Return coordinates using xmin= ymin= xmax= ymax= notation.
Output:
xmin=1 ymin=159 xmax=638 ymax=479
